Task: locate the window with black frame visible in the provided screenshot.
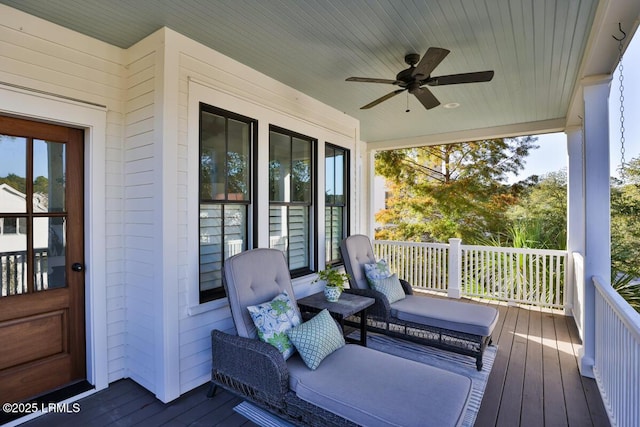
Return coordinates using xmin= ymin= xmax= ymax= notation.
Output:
xmin=199 ymin=104 xmax=256 ymax=303
xmin=269 ymin=127 xmax=315 ymax=276
xmin=325 ymin=144 xmax=349 ymax=265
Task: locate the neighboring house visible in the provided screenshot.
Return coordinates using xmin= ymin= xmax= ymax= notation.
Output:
xmin=0 ymin=2 xmax=638 ymax=425
xmin=0 ymin=183 xmax=48 ymax=252
xmin=0 ymin=183 xmax=51 ymax=296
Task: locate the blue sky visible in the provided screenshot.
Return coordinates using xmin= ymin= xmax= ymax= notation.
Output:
xmin=510 ymin=31 xmax=640 ymax=183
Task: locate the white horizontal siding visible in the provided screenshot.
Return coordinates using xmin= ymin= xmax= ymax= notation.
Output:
xmin=0 ymin=5 xmax=126 ymax=390
xmin=123 ymin=47 xmax=159 ymax=392
xmin=174 ymin=28 xmax=359 ymax=394
xmin=2 ymin=5 xmax=361 ymax=400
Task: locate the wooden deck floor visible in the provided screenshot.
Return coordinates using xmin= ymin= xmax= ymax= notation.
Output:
xmin=472 ymin=299 xmax=609 ymax=427
xmin=17 ymin=302 xmax=609 ymax=427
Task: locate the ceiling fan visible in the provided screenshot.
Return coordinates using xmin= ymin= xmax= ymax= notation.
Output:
xmin=346 ymin=47 xmax=494 ymax=110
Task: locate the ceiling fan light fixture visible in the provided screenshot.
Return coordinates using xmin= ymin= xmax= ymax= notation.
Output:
xmin=443 ymin=102 xmax=460 ymax=109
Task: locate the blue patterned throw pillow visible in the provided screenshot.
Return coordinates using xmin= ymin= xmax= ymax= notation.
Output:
xmin=364 ymin=259 xmax=392 ymax=283
xmin=286 ymin=309 xmax=345 ymax=370
xmin=247 ymin=291 xmax=301 ymax=360
xmin=369 ymin=273 xmax=406 ymax=304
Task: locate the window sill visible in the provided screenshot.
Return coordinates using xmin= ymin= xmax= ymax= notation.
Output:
xmin=188 ymin=297 xmax=229 ymax=316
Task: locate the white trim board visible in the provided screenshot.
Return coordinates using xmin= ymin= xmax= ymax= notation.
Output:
xmin=0 ymin=83 xmax=109 ymax=393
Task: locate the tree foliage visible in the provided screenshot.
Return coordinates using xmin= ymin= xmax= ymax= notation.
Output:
xmin=376 ymin=141 xmax=640 ymax=311
xmin=374 ymin=136 xmax=538 ymax=243
xmin=505 ymin=170 xmax=567 ymax=249
xmin=611 ymin=157 xmax=640 ymax=311
xmin=0 ymin=173 xmax=49 ymax=194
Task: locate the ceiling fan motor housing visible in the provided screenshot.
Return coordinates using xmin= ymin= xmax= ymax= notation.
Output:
xmin=404 ymin=53 xmax=421 ymax=66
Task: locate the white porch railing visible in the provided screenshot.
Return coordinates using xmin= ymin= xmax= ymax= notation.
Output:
xmin=374 ymin=240 xmax=449 ymax=293
xmin=1 ymin=249 xmax=49 ymax=296
xmin=461 ymin=244 xmax=566 ymax=308
xmin=374 ymin=239 xmax=567 ymax=309
xmin=593 ymin=276 xmax=640 ymax=427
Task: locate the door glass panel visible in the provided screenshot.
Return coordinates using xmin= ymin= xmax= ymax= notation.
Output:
xmin=0 ymin=217 xmax=28 ymax=296
xmin=0 ymin=135 xmax=27 ymax=213
xmin=33 ymin=140 xmax=66 ymax=212
xmin=34 ymin=216 xmax=66 ymax=291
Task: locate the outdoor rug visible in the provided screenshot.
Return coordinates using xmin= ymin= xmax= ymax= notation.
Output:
xmin=234 ymin=333 xmax=497 ymax=427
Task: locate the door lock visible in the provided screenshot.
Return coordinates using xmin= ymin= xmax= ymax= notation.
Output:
xmin=71 ymin=263 xmax=85 ymax=272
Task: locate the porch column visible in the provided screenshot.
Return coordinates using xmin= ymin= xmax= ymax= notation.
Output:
xmin=579 ymin=75 xmax=612 ymax=378
xmin=365 ymin=147 xmax=376 ymax=237
xmin=448 ymin=238 xmax=462 ymax=299
xmin=566 ymin=127 xmax=584 ymax=327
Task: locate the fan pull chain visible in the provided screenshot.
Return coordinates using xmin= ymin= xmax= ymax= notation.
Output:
xmin=613 ymin=23 xmax=627 ymax=172
xmin=405 ymin=91 xmax=410 ymax=113
xmin=618 ymin=46 xmax=625 ymax=171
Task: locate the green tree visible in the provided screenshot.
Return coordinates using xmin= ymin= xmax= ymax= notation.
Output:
xmin=610 ymin=157 xmax=640 ymax=311
xmin=505 ymin=170 xmax=567 ymax=249
xmin=33 ymin=176 xmax=49 ymax=194
xmin=0 ymin=173 xmax=26 ymax=193
xmin=375 ymin=136 xmax=538 ymax=243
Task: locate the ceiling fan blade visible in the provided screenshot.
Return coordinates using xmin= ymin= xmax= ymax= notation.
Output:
xmin=412 ymin=87 xmax=440 ymax=110
xmin=346 ymin=77 xmax=398 ymax=84
xmin=412 ymin=47 xmax=450 ymax=79
xmin=427 ymin=70 xmax=495 ymax=86
xmin=361 ymin=89 xmax=406 ymax=109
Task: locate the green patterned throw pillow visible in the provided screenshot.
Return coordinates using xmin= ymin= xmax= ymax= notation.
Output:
xmin=364 ymin=259 xmax=392 ymax=283
xmin=369 ymin=273 xmax=406 ymax=304
xmin=247 ymin=291 xmax=301 ymax=360
xmin=286 ymin=309 xmax=345 ymax=370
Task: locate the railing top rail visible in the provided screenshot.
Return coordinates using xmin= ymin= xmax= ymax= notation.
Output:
xmin=593 ymin=275 xmax=640 ymax=342
xmin=461 ymin=244 xmax=567 ymax=256
xmin=373 ymin=240 xmax=449 ymax=249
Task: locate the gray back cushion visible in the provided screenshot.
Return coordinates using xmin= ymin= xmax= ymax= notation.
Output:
xmin=340 ymin=234 xmax=376 ymax=290
xmin=223 ymin=248 xmax=299 ymax=339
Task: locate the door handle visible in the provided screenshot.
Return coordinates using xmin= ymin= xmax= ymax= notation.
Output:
xmin=71 ymin=263 xmax=85 ymax=272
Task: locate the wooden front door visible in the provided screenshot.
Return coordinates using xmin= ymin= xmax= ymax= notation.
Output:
xmin=0 ymin=116 xmax=85 ymax=403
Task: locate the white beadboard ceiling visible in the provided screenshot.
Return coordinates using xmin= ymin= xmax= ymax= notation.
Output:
xmin=1 ymin=0 xmax=637 ymax=146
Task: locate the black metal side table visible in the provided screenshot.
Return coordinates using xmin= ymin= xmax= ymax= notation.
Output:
xmin=297 ymin=291 xmax=374 ymax=346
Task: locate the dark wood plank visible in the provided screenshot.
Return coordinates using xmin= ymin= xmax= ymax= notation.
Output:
xmin=20 ymin=379 xmax=143 ymax=426
xmin=475 ymin=303 xmax=517 ymax=426
xmin=565 ymin=317 xmax=611 ymax=427
xmin=496 ymin=306 xmax=529 ymax=427
xmin=520 ymin=308 xmax=544 ymax=427
xmin=135 ymin=383 xmax=212 ymax=426
xmin=171 ymin=387 xmax=242 ymax=425
xmin=190 ymin=395 xmax=249 ymax=427
xmin=554 ymin=314 xmax=596 ymax=427
xmin=20 ymin=381 xmax=255 ymax=427
xmin=542 ymin=310 xmax=568 ymax=427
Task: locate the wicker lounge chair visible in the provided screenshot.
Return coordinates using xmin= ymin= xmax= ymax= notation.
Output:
xmin=209 ymin=248 xmax=473 ymax=426
xmin=340 ymin=235 xmax=499 ymax=370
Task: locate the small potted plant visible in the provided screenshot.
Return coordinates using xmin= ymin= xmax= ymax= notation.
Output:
xmin=313 ymin=265 xmax=351 ymax=302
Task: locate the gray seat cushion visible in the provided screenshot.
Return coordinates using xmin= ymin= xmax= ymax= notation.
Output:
xmin=287 ymin=344 xmax=471 ymax=427
xmin=391 ymin=295 xmax=499 ymax=337
xmin=341 ymin=234 xmax=377 ymax=290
